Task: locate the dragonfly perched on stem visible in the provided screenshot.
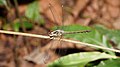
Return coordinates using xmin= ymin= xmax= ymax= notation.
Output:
xmin=47 ymin=0 xmax=91 ymax=64
xmin=24 ymin=0 xmax=91 ymax=65
xmin=49 ymin=30 xmax=91 ymax=39
xmin=48 ymin=1 xmax=91 ymax=38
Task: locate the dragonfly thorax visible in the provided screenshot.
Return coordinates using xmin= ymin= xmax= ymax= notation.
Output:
xmin=49 ymin=30 xmax=64 ymax=39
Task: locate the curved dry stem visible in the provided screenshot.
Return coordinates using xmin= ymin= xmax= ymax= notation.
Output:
xmin=0 ymin=30 xmax=120 ymax=53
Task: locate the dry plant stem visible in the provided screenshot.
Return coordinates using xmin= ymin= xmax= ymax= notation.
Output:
xmin=13 ymin=42 xmax=20 ymax=67
xmin=13 ymin=0 xmax=30 ymax=61
xmin=13 ymin=0 xmax=25 ymax=67
xmin=0 ymin=30 xmax=120 ymax=53
xmin=5 ymin=0 xmax=11 ymax=11
xmin=13 ymin=0 xmax=26 ymax=32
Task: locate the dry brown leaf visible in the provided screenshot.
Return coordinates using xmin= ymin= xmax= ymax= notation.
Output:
xmin=0 ymin=34 xmax=7 ymax=44
xmin=106 ymin=0 xmax=120 ymax=6
xmin=94 ymin=19 xmax=113 ymax=28
xmin=19 ymin=57 xmax=34 ymax=67
xmin=76 ymin=18 xmax=91 ymax=26
xmin=91 ymin=0 xmax=99 ymax=11
xmin=101 ymin=5 xmax=111 ymax=21
xmin=72 ymin=0 xmax=90 ymax=18
xmin=18 ymin=5 xmax=27 ymax=15
xmin=108 ymin=5 xmax=120 ymax=18
xmin=7 ymin=61 xmax=15 ymax=67
xmin=8 ymin=36 xmax=16 ymax=48
xmin=24 ymin=47 xmax=58 ymax=65
xmin=0 ymin=44 xmax=5 ymax=53
xmin=35 ymin=64 xmax=46 ymax=67
xmin=0 ymin=20 xmax=3 ymax=29
xmin=113 ymin=18 xmax=120 ymax=29
xmin=101 ymin=4 xmax=107 ymax=15
xmin=44 ymin=40 xmax=75 ymax=49
xmin=83 ymin=6 xmax=98 ymax=19
xmin=98 ymin=0 xmax=105 ymax=7
xmin=63 ymin=15 xmax=74 ymax=25
xmin=43 ymin=39 xmax=94 ymax=50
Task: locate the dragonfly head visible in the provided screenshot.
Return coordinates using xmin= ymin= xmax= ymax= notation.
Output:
xmin=49 ymin=30 xmax=64 ymax=39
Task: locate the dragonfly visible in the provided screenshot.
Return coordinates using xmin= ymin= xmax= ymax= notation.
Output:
xmin=49 ymin=30 xmax=90 ymax=39
xmin=24 ymin=0 xmax=91 ymax=65
xmin=46 ymin=0 xmax=91 ymax=64
xmin=48 ymin=0 xmax=91 ymax=39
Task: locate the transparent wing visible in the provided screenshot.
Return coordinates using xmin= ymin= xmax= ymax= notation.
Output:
xmin=23 ymin=0 xmax=63 ymax=64
xmin=47 ymin=0 xmax=68 ymax=63
xmin=24 ymin=0 xmax=91 ymax=65
xmin=48 ymin=0 xmax=62 ymax=28
xmin=24 ymin=47 xmax=50 ymax=64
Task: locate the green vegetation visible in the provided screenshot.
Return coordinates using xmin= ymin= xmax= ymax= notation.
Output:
xmin=48 ymin=24 xmax=120 ymax=67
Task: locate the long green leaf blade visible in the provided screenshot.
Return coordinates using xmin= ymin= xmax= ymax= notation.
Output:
xmin=96 ymin=58 xmax=120 ymax=67
xmin=47 ymin=52 xmax=117 ymax=67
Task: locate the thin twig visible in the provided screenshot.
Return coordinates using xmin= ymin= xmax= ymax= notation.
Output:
xmin=0 ymin=30 xmax=120 ymax=53
xmin=13 ymin=0 xmax=26 ymax=32
xmin=0 ymin=30 xmax=49 ymax=39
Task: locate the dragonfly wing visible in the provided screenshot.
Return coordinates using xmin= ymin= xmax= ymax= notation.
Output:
xmin=24 ymin=47 xmax=51 ymax=64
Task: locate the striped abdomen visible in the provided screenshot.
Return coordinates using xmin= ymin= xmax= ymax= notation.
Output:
xmin=64 ymin=30 xmax=91 ymax=34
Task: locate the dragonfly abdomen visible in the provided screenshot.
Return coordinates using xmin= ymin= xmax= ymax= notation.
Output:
xmin=64 ymin=30 xmax=91 ymax=34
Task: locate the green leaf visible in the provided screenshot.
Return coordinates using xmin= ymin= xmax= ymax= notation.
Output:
xmin=3 ymin=23 xmax=12 ymax=30
xmin=56 ymin=25 xmax=103 ymax=45
xmin=94 ymin=25 xmax=120 ymax=49
xmin=23 ymin=21 xmax=33 ymax=28
xmin=25 ymin=1 xmax=44 ymax=24
xmin=13 ymin=22 xmax=20 ymax=32
xmin=54 ymin=25 xmax=115 ymax=55
xmin=96 ymin=58 xmax=120 ymax=67
xmin=0 ymin=0 xmax=7 ymax=6
xmin=47 ymin=52 xmax=117 ymax=67
xmin=13 ymin=21 xmax=33 ymax=31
